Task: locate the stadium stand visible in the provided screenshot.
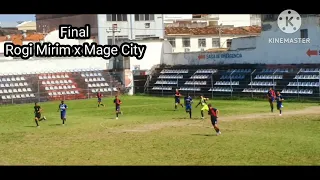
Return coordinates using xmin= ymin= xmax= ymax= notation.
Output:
xmin=242 ymin=68 xmax=286 ymax=93
xmin=0 ymin=74 xmax=35 ymax=102
xmin=209 ymin=68 xmax=250 ymax=93
xmin=282 ymin=68 xmax=320 ymax=95
xmin=0 ymin=69 xmax=122 ymax=104
xmin=39 ymin=72 xmax=83 ymax=101
xmin=152 ymin=69 xmax=188 ymax=92
xmin=147 ymin=65 xmax=320 ymax=98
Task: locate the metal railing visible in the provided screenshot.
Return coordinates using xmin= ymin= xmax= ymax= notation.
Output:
xmin=145 ymin=69 xmax=320 ymax=101
xmin=0 ymin=73 xmax=124 ymax=105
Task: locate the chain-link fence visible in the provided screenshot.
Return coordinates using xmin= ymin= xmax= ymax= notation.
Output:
xmin=0 ymin=71 xmax=124 ymax=105
xmin=144 ymin=68 xmax=320 ymax=101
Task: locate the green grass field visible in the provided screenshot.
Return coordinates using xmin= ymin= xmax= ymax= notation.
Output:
xmin=1 ymin=96 xmax=320 ymax=165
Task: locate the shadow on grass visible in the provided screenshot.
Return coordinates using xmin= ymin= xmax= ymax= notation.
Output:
xmin=311 ymin=119 xmax=320 ymax=122
xmin=48 ymin=124 xmax=63 ymax=126
xmin=24 ymin=125 xmax=37 ymax=128
xmin=172 ymin=117 xmax=200 ymax=120
xmin=191 ymin=133 xmax=216 ymax=137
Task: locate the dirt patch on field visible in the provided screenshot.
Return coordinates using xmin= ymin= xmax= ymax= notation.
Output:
xmin=108 ymin=106 xmax=320 ymax=133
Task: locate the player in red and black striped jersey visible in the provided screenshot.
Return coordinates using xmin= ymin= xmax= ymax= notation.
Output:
xmin=267 ymin=87 xmax=276 ymax=112
xmin=174 ymin=89 xmax=184 ymax=110
xmin=113 ymin=95 xmax=122 ymax=119
xmin=97 ymin=91 xmax=105 ymax=107
xmin=208 ymin=104 xmax=221 ymax=136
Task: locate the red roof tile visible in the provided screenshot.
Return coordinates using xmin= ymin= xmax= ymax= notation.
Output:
xmin=165 ymin=26 xmax=261 ymax=36
xmin=0 ymin=33 xmax=45 ymax=42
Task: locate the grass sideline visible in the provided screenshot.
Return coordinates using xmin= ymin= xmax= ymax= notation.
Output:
xmin=0 ymin=96 xmax=320 ymax=165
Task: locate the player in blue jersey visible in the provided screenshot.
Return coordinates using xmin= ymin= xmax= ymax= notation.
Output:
xmin=184 ymin=93 xmax=193 ymax=119
xmin=174 ymin=89 xmax=184 ymax=110
xmin=276 ymin=91 xmax=284 ymax=116
xmin=57 ymin=100 xmax=68 ymax=125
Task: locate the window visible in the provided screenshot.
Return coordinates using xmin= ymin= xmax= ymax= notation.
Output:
xmin=184 ymin=48 xmax=190 ymax=52
xmin=198 ymin=38 xmax=206 ymax=48
xmin=135 ymin=14 xmax=155 ymax=21
xmin=106 ymin=14 xmax=127 ymax=21
xmin=182 ymin=37 xmax=190 ymax=47
xmin=250 ymin=14 xmax=261 ymax=19
xmin=227 ymin=39 xmax=232 ymax=48
xmin=300 ymin=29 xmax=308 ymax=38
xmin=136 ymin=35 xmax=154 ymax=40
xmin=107 ymin=38 xmax=113 ymax=45
xmin=167 ymin=38 xmax=176 ymax=47
xmin=107 ymin=36 xmax=129 ymax=45
xmin=212 ymin=38 xmax=220 ymax=48
xmin=145 ymin=23 xmax=150 ymax=28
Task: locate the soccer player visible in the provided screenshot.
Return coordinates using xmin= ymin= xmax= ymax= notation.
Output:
xmin=208 ymin=104 xmax=221 ymax=136
xmin=184 ymin=93 xmax=193 ymax=119
xmin=195 ymin=95 xmax=209 ymax=119
xmin=113 ymin=95 xmax=122 ymax=119
xmin=34 ymin=102 xmax=46 ymax=127
xmin=57 ymin=100 xmax=68 ymax=125
xmin=267 ymin=87 xmax=276 ymax=112
xmin=174 ymin=89 xmax=184 ymax=110
xmin=97 ymin=91 xmax=105 ymax=107
xmin=276 ymin=91 xmax=284 ymax=116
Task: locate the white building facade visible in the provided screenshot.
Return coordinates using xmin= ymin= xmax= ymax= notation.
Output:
xmin=97 ymin=14 xmax=164 ymax=45
xmin=164 ymin=14 xmax=261 ymax=27
xmin=165 ymin=26 xmax=260 ymax=53
xmin=165 ymin=35 xmax=238 ymax=52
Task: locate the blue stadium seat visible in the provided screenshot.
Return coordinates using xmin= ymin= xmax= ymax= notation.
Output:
xmin=281 ymin=89 xmax=313 ymax=94
xmin=242 ymin=88 xmax=268 ymax=93
xmin=215 ymin=81 xmax=239 ymax=86
xmin=152 ymin=86 xmax=172 ymax=91
xmin=184 ymin=81 xmax=207 ymax=85
xmin=160 ymin=69 xmax=188 ymax=74
xmin=208 ymin=87 xmax=233 ymax=92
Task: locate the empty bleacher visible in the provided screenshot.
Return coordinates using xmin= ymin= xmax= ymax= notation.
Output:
xmin=39 ymin=73 xmax=83 ymax=100
xmin=0 ymin=69 xmax=123 ymax=104
xmin=181 ymin=69 xmax=217 ymax=92
xmin=0 ymin=75 xmax=35 ymax=102
xmin=146 ymin=65 xmax=320 ymax=99
xmin=152 ymin=69 xmax=188 ymax=91
xmin=81 ymin=71 xmax=118 ymax=93
xmin=242 ymin=68 xmax=287 ymax=93
xmin=281 ymin=68 xmax=320 ymax=95
xmin=209 ymin=69 xmax=251 ymax=93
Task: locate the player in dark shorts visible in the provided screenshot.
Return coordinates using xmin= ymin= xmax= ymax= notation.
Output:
xmin=267 ymin=87 xmax=276 ymax=112
xmin=57 ymin=100 xmax=68 ymax=125
xmin=174 ymin=89 xmax=184 ymax=110
xmin=97 ymin=91 xmax=105 ymax=107
xmin=208 ymin=104 xmax=221 ymax=136
xmin=276 ymin=91 xmax=284 ymax=116
xmin=113 ymin=95 xmax=122 ymax=119
xmin=184 ymin=93 xmax=193 ymax=118
xmin=34 ymin=102 xmax=46 ymax=127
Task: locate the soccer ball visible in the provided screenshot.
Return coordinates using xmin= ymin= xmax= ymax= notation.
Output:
xmin=206 ymin=98 xmax=209 ymax=100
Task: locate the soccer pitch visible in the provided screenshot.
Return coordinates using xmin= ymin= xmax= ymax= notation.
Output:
xmin=1 ymin=96 xmax=320 ymax=165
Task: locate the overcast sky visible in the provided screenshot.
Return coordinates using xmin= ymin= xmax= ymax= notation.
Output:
xmin=0 ymin=14 xmax=35 ymax=22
